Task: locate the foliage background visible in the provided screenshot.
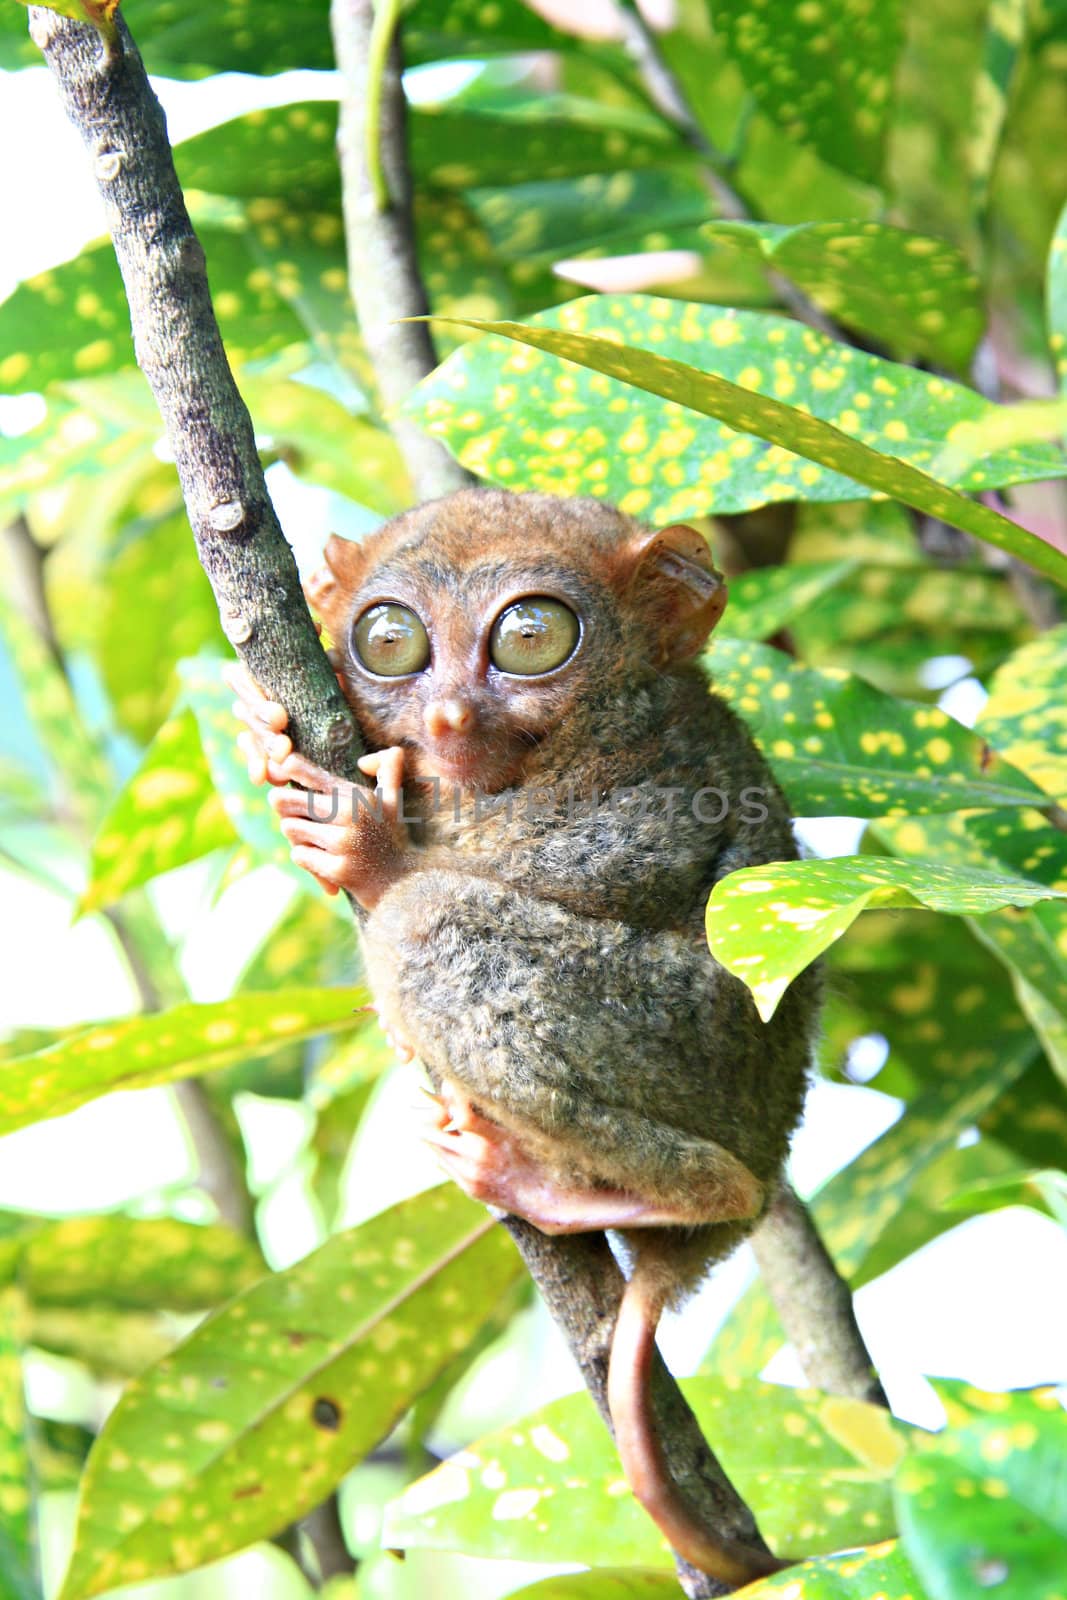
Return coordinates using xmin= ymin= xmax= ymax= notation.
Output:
xmin=0 ymin=1 xmax=1066 ymax=1598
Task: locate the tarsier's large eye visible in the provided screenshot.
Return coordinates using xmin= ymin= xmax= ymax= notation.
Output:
xmin=489 ymin=597 xmax=580 ymax=676
xmin=352 ymin=603 xmax=430 ymax=677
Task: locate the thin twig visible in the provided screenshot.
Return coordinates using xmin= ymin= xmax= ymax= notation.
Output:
xmin=330 ymin=0 xmax=473 ymax=501
xmin=614 ymin=0 xmax=843 ymax=341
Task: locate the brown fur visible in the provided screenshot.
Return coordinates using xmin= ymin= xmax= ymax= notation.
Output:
xmin=301 ymin=488 xmax=818 ymax=1578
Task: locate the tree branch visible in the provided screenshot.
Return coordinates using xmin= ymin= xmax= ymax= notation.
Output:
xmin=750 ymin=1186 xmax=888 ymax=1407
xmin=329 ymin=0 xmax=472 ymax=500
xmin=28 ymin=6 xmax=365 ymax=781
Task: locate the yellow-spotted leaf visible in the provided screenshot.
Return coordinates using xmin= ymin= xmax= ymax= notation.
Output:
xmin=896 ymin=1385 xmax=1067 ymax=1599
xmin=383 ymin=1379 xmax=907 ymax=1568
xmin=4 ymin=0 xmax=335 ymax=74
xmin=706 ymin=1033 xmax=1037 ymax=1376
xmin=0 ymin=223 xmax=311 ymax=395
xmin=982 ymin=1057 xmax=1067 ymax=1173
xmin=409 ymin=297 xmax=1067 ymax=584
xmin=174 ymin=98 xmax=681 ymax=201
xmin=55 ymin=1189 xmax=520 ymax=1600
xmin=0 ymin=988 xmax=368 ymax=1137
xmin=737 ymin=1541 xmax=921 ymax=1598
xmin=943 ymin=1166 xmax=1067 ymax=1230
xmin=977 ymin=625 xmax=1067 ymax=803
xmin=968 ymin=0 xmax=1027 ymax=213
xmin=705 ymin=856 xmax=1064 ymax=1022
xmin=27 ymin=1308 xmax=174 ymax=1382
xmin=0 ymin=599 xmax=110 ymax=824
xmin=177 ymin=660 xmax=298 ymax=876
xmin=791 ymin=499 xmax=921 ymax=566
xmin=707 ymin=637 xmax=1047 ymax=815
xmin=5 ymin=1217 xmax=263 ymax=1312
xmin=718 ymin=560 xmax=858 ymax=641
xmin=714 ymin=0 xmax=902 ymax=183
xmin=703 ymin=220 xmax=983 ymax=368
xmin=81 ymin=709 xmax=236 ymax=915
xmin=805 ymin=1036 xmax=1038 ymax=1280
xmin=873 ymin=810 xmax=1067 ymax=1027
xmin=1049 ymin=198 xmax=1067 ymax=391
xmin=13 ymin=0 xmax=117 ymax=27
xmin=98 ymin=513 xmax=222 ymax=745
xmin=0 ymin=1288 xmax=35 ymax=1600
xmin=501 ymin=1578 xmax=679 ymax=1600
xmin=792 ymin=562 xmax=1024 ymax=647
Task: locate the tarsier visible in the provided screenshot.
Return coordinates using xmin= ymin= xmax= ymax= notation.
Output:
xmin=230 ymin=488 xmax=819 ymax=1585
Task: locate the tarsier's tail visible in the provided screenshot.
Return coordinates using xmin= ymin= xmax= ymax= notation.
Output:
xmin=607 ymin=1265 xmax=791 ymax=1587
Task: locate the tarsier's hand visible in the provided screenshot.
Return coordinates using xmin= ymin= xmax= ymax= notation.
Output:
xmin=224 ymin=662 xmax=410 ymax=910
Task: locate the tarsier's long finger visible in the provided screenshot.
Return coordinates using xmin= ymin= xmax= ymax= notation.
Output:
xmin=277 ymin=814 xmax=352 ymax=854
xmin=223 ymin=662 xmax=287 ymax=726
xmin=288 ymin=844 xmax=343 ymax=895
xmin=237 ymin=730 xmax=269 ymax=787
xmin=358 ymin=746 xmax=406 ymax=820
xmin=269 ymin=747 xmax=342 ymax=795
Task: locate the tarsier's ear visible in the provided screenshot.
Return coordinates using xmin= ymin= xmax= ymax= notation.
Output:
xmin=620 ymin=523 xmax=727 ymax=662
xmin=303 ymin=534 xmax=369 ymax=643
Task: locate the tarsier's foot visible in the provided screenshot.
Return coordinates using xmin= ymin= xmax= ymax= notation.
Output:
xmin=423 ymin=1085 xmax=694 ymax=1234
xmin=225 ymin=662 xmax=410 ymax=909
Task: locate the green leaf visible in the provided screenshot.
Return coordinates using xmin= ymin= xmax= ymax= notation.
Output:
xmin=500 ymin=1577 xmax=679 ymax=1600
xmin=1 ymin=0 xmax=335 ymax=74
xmin=0 ymin=600 xmax=110 ymax=824
xmin=471 ymin=168 xmax=716 ymax=271
xmin=872 ymin=811 xmax=1067 ymax=1030
xmin=0 ymin=1289 xmax=36 ymax=1600
xmin=708 ymin=1033 xmax=1035 ymax=1375
xmin=976 ymin=624 xmax=1067 ymax=803
xmin=55 ymin=1189 xmax=520 ymax=1600
xmin=98 ymin=512 xmax=222 ymax=744
xmin=792 ymin=563 xmax=1023 ymax=648
xmin=717 ymin=561 xmax=858 ymax=641
xmin=4 ymin=1217 xmax=263 ymax=1312
xmin=736 ymin=1541 xmax=922 ymax=1598
xmin=174 ymin=97 xmax=684 ymax=201
xmin=409 ymin=297 xmax=1067 ymax=585
xmin=177 ymin=659 xmax=300 ymax=878
xmin=943 ymin=1166 xmax=1067 ymax=1230
xmin=175 ymin=103 xmax=341 ymax=203
xmin=383 ymin=1379 xmax=907 ymax=1568
xmin=812 ymin=1039 xmax=1038 ymax=1281
xmin=0 ymin=221 xmax=315 ymax=394
xmin=896 ymin=1385 xmax=1067 ymax=1599
xmin=706 ymin=854 xmax=1064 ymax=1022
xmin=27 ymin=1307 xmax=173 ymax=1381
xmin=409 ymin=97 xmax=684 ymax=189
xmin=981 ymin=1057 xmax=1067 ymax=1173
xmin=81 ymin=709 xmax=236 ymax=914
xmin=1048 ymin=198 xmax=1067 ymax=391
xmin=968 ymin=0 xmax=1028 ymax=213
xmin=706 ymin=637 xmax=1047 ymax=816
xmin=0 ymin=988 xmax=368 ymax=1138
xmin=849 ymin=1142 xmax=1031 ymax=1289
xmin=712 ymin=0 xmax=903 ymax=183
xmin=702 ymin=220 xmax=984 ymax=368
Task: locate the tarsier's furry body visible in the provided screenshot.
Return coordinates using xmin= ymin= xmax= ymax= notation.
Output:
xmin=231 ymin=489 xmax=818 ymax=1583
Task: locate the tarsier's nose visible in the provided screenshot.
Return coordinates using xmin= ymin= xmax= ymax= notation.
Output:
xmin=423 ymin=698 xmax=476 ymax=738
